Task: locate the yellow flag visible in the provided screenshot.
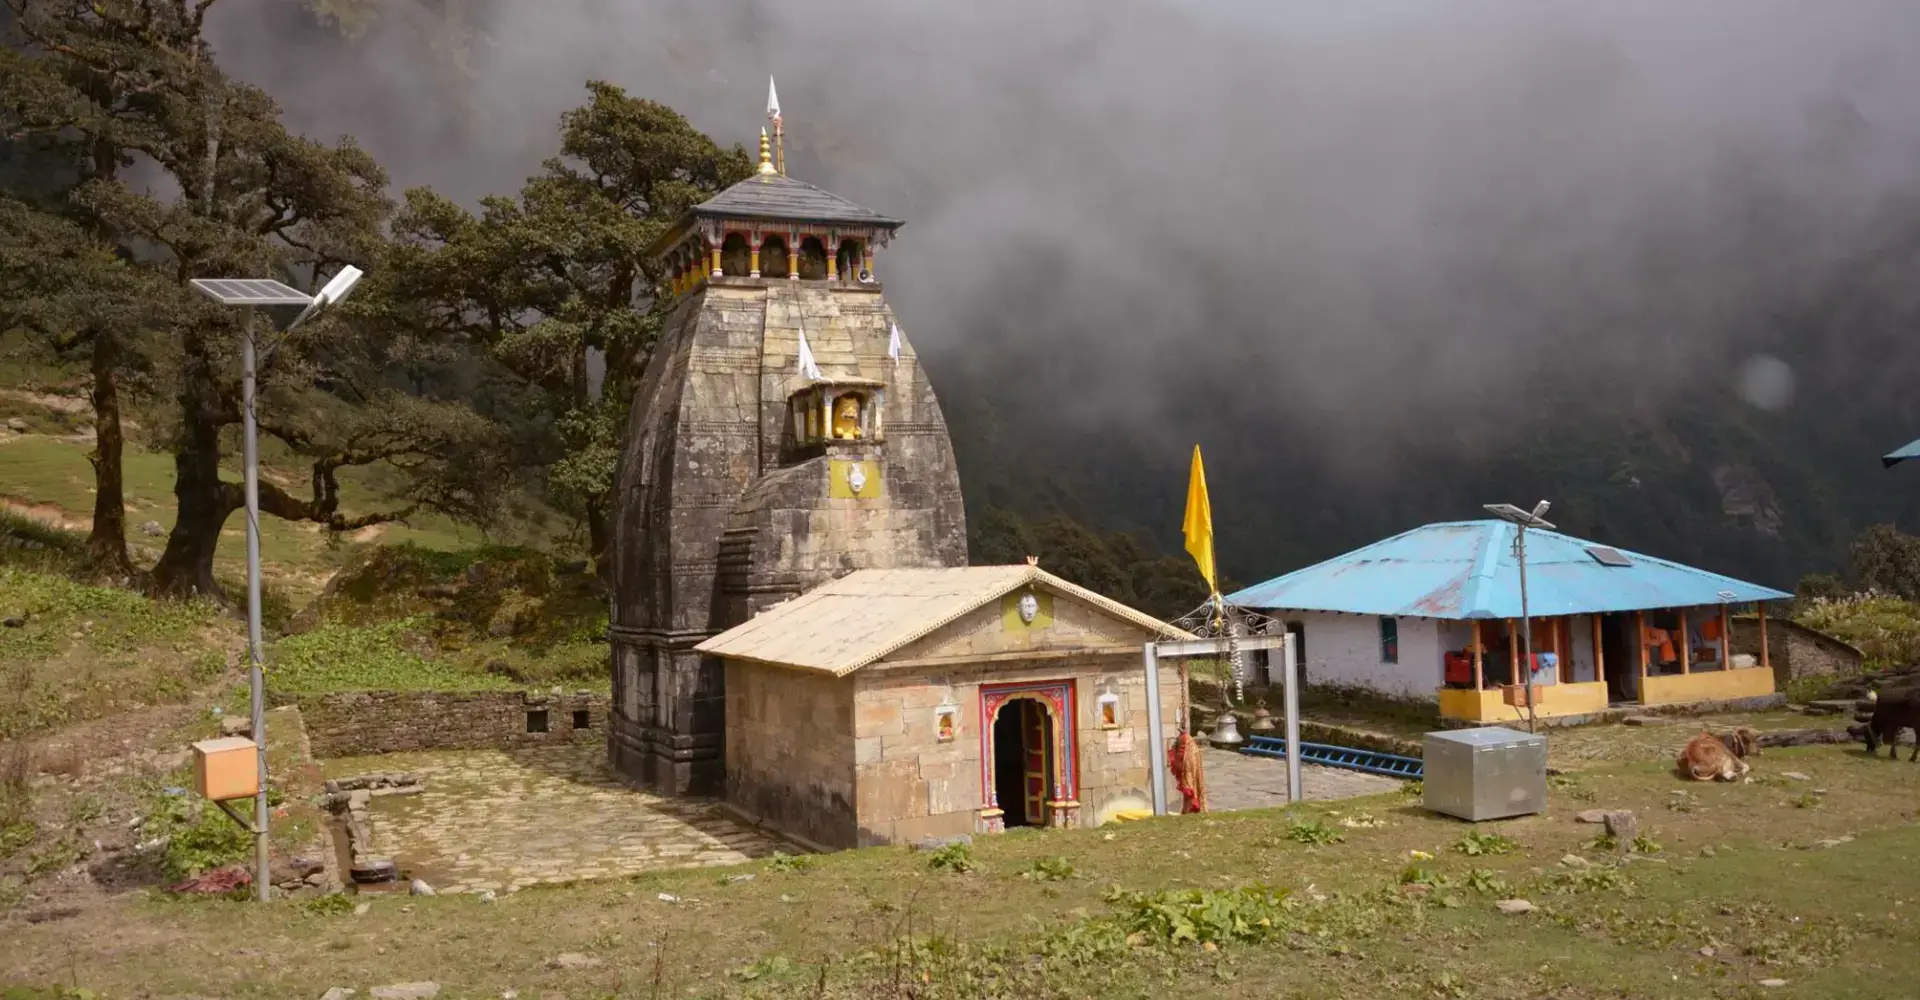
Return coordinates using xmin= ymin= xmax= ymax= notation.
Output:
xmin=1182 ymin=445 xmax=1219 ymax=597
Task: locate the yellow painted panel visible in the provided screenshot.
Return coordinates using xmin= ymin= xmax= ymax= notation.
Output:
xmin=1641 ymin=667 xmax=1775 ymax=707
xmin=827 ymin=459 xmax=883 ymax=499
xmin=1438 ymin=681 xmax=1609 ymax=722
xmin=1001 ymin=589 xmax=1055 ymax=631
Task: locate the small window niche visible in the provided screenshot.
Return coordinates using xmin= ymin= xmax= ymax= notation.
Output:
xmin=572 ymin=709 xmax=590 ymax=730
xmin=934 ymin=700 xmax=958 ymax=743
xmin=526 ymin=709 xmax=550 ymax=734
xmin=830 ymin=391 xmax=866 ymax=440
xmin=1096 ymin=690 xmax=1122 ymax=729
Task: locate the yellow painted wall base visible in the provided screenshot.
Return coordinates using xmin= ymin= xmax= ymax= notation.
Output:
xmin=1641 ymin=666 xmax=1776 ymax=707
xmin=1437 ymin=681 xmax=1610 ymax=723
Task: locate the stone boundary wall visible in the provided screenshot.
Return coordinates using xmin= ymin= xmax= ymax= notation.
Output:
xmin=279 ymin=689 xmax=609 ymax=759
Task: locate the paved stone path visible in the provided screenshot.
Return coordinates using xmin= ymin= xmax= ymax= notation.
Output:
xmin=1201 ymin=748 xmax=1406 ymax=812
xmin=324 ymin=745 xmax=786 ymax=895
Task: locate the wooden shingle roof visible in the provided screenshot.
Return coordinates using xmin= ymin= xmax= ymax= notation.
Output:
xmin=691 ymin=173 xmax=903 ymax=229
xmin=695 ymin=566 xmax=1191 ymax=676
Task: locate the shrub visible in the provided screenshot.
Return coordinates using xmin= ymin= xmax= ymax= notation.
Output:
xmin=927 ymin=841 xmax=975 ymax=874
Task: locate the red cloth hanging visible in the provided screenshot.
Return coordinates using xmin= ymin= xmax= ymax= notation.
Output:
xmin=1169 ymin=732 xmax=1207 ymax=813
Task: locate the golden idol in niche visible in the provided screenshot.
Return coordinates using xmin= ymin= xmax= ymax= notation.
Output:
xmin=831 ymin=393 xmax=863 ymax=440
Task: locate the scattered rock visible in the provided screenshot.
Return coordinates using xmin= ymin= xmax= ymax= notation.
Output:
xmin=1813 ymin=836 xmax=1855 ymax=849
xmin=477 ymin=889 xmax=497 ymax=903
xmin=354 ymin=902 xmax=371 ymax=916
xmin=1560 ymin=854 xmax=1591 ymax=869
xmin=1699 ymin=846 xmax=1717 ymax=858
xmin=726 ymin=874 xmax=756 ymax=884
xmin=1697 ymin=946 xmax=1716 ymax=958
xmin=1574 ymin=810 xmax=1608 ymax=824
xmin=305 ymin=872 xmax=329 ymax=888
xmin=1781 ymin=771 xmax=1811 ymax=782
xmin=410 ymin=878 xmax=435 ymax=896
xmin=220 ymin=716 xmax=253 ymax=737
xmin=139 ymin=520 xmax=165 ymax=537
xmin=656 ymin=892 xmax=680 ymax=904
xmin=1758 ymin=979 xmax=1788 ymax=988
xmin=910 ymin=834 xmax=973 ymax=852
xmin=1806 ymin=700 xmax=1856 ymax=715
xmin=2 ymin=616 xmax=24 ymax=628
xmin=368 ymin=984 xmax=440 ymax=1000
xmin=1602 ymin=810 xmax=1638 ymax=845
xmin=1621 ymin=715 xmax=1672 ymax=726
xmin=548 ymin=953 xmax=602 ymax=971
xmin=1494 ymin=899 xmax=1535 ymax=914
xmin=6 ymin=417 xmax=28 ymax=432
xmin=320 ymin=989 xmax=357 ymax=1000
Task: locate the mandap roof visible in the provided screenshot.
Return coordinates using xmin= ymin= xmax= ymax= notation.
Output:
xmin=648 ymin=172 xmax=904 ymax=259
xmin=696 ymin=565 xmax=1191 ymax=676
xmin=1225 ymin=520 xmax=1791 ymax=620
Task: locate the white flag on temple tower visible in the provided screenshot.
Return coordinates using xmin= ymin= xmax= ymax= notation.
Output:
xmin=766 ymin=77 xmax=782 ymax=126
xmin=887 ymin=322 xmax=903 ymax=367
xmin=797 ymin=327 xmax=822 ymax=381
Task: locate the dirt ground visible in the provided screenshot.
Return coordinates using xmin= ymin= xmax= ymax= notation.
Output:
xmin=6 ymin=726 xmax=1920 ymax=999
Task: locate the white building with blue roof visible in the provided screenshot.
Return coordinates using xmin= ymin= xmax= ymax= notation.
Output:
xmin=1226 ymin=520 xmax=1792 ymax=724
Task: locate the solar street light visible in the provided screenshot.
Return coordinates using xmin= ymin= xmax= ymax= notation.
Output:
xmin=1484 ymin=500 xmax=1554 ymax=733
xmin=187 ymin=267 xmax=363 ymax=902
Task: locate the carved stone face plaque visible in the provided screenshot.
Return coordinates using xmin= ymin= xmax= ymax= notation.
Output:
xmin=848 ymin=463 xmax=867 ymax=495
xmin=1017 ymin=592 xmax=1039 ymax=625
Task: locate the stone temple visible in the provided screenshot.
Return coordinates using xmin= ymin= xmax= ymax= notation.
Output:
xmin=609 ymin=133 xmax=968 ymax=794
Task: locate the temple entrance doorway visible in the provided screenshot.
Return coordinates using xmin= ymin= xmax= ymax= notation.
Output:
xmin=991 ymin=698 xmax=1054 ymax=828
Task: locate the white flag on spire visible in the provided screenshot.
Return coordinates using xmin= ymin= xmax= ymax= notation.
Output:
xmin=888 ymin=322 xmax=903 ymax=367
xmin=797 ymin=327 xmax=822 ymax=381
xmin=766 ymin=77 xmax=782 ymax=126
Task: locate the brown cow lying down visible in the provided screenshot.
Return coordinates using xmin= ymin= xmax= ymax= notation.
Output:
xmin=1677 ymin=727 xmax=1758 ymax=781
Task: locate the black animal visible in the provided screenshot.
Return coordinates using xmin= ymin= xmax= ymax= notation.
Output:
xmin=1863 ymin=687 xmax=1920 ymax=761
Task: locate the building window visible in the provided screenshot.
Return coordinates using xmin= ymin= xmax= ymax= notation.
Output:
xmin=572 ymin=709 xmax=590 ymax=730
xmin=1379 ymin=617 xmax=1399 ymax=663
xmin=526 ymin=709 xmax=549 ymax=734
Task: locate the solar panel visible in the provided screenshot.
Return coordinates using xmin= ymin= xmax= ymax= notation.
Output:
xmin=189 ymin=278 xmax=313 ymax=306
xmin=1585 ymin=545 xmax=1632 ymax=567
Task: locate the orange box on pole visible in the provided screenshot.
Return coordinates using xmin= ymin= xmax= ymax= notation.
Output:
xmin=192 ymin=736 xmax=259 ymax=802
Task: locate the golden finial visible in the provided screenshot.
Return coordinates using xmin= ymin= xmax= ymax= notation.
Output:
xmin=757 ymin=128 xmax=777 ymax=176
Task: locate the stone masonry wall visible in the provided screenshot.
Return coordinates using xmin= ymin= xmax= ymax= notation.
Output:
xmin=724 ymin=663 xmax=858 ymax=850
xmin=1731 ymin=619 xmax=1862 ymax=687
xmin=287 ymin=689 xmax=608 ymax=759
xmin=850 ymin=653 xmax=1182 ymax=847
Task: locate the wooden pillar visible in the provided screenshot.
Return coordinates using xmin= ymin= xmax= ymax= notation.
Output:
xmin=1636 ymin=610 xmax=1649 ymax=699
xmin=1592 ymin=615 xmax=1604 ymax=684
xmin=787 ymin=230 xmax=800 ymax=280
xmin=1558 ymin=618 xmax=1571 ymax=682
xmin=710 ymin=242 xmax=723 ymax=277
xmin=749 ymin=235 xmax=762 ymax=278
xmin=1678 ymin=609 xmax=1691 ymax=674
xmin=1757 ymin=601 xmax=1770 ymax=672
xmin=826 ymin=234 xmax=840 ymax=281
xmin=1472 ymin=620 xmax=1484 ymax=690
xmin=1721 ymin=604 xmax=1733 ymax=669
xmin=1507 ymin=619 xmax=1519 ymax=685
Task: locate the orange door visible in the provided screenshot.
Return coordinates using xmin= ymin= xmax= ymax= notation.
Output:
xmin=1021 ymin=701 xmax=1051 ymax=826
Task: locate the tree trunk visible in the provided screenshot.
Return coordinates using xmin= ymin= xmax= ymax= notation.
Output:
xmin=149 ymin=329 xmax=240 ymax=599
xmin=586 ymin=493 xmax=612 ymax=583
xmin=83 ymin=327 xmax=133 ymax=578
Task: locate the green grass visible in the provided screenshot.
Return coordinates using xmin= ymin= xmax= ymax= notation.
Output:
xmin=0 ymin=565 xmax=229 ymax=738
xmin=5 ymin=744 xmax=1920 ymax=997
xmin=0 ymin=433 xmax=557 ymax=605
xmin=268 ymin=617 xmax=521 ymax=693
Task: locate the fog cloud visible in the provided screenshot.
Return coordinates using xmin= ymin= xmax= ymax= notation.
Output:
xmin=206 ymin=0 xmax=1920 ymax=470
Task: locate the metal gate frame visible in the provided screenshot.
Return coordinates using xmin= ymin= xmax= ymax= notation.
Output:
xmin=1142 ymin=632 xmax=1299 ymax=815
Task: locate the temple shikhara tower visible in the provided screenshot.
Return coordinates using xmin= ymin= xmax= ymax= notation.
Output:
xmin=609 ymin=130 xmax=968 ymax=794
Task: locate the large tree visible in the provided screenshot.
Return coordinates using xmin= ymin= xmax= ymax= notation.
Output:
xmin=3 ymin=0 xmax=509 ymax=598
xmin=380 ymin=82 xmax=751 ymax=572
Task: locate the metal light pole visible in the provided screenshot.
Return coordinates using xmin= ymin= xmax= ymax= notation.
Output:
xmin=190 ymin=268 xmax=363 ymax=901
xmin=1485 ymin=501 xmax=1554 ymax=734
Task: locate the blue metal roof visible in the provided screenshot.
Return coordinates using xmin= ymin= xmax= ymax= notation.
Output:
xmin=1225 ymin=520 xmax=1790 ymax=620
xmin=1884 ymin=437 xmax=1920 ymax=468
